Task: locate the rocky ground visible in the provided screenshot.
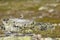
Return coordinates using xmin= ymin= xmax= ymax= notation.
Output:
xmin=0 ymin=0 xmax=60 ymax=38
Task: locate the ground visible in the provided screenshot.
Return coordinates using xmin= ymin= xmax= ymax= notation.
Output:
xmin=0 ymin=0 xmax=60 ymax=38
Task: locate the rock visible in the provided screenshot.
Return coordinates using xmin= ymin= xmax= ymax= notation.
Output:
xmin=48 ymin=9 xmax=54 ymax=13
xmin=38 ymin=6 xmax=48 ymax=10
xmin=46 ymin=3 xmax=58 ymax=7
xmin=58 ymin=23 xmax=60 ymax=26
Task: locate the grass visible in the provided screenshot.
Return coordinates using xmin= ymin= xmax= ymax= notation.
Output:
xmin=35 ymin=17 xmax=60 ymax=23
